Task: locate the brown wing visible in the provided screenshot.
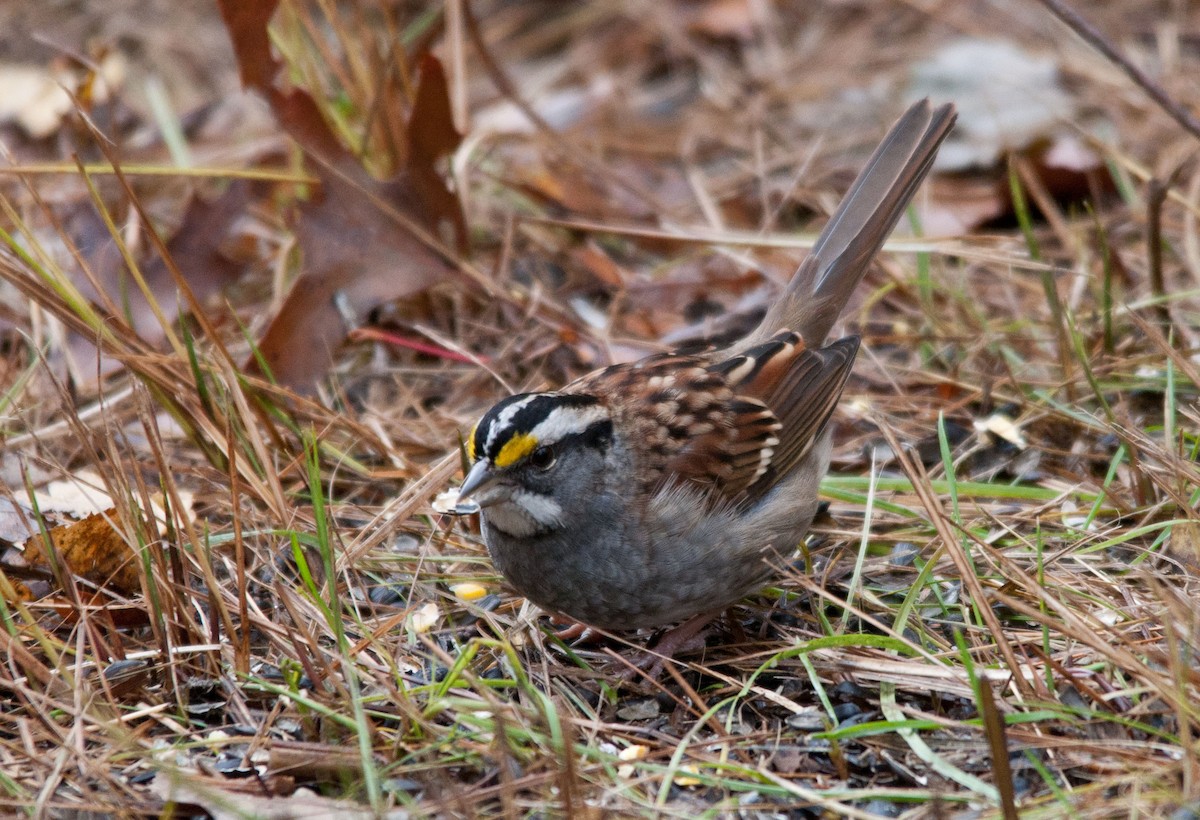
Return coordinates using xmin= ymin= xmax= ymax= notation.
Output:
xmin=567 ymin=353 xmax=778 ymax=502
xmin=709 ymin=331 xmax=859 ymax=503
xmin=567 ymin=332 xmax=858 ymax=508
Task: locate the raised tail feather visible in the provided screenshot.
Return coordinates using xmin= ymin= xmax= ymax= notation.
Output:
xmin=749 ymin=99 xmax=957 ymax=347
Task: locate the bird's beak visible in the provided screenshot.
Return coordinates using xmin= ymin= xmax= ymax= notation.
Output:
xmin=458 ymin=460 xmax=496 ymax=503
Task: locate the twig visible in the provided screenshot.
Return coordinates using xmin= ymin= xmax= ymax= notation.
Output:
xmin=1031 ymin=0 xmax=1200 ymax=142
xmin=1146 ymin=164 xmax=1185 ymax=333
xmin=977 ymin=679 xmax=1019 ymax=820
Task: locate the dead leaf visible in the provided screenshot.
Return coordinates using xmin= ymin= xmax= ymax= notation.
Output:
xmin=570 ymin=241 xmax=627 ymax=289
xmin=513 ymin=160 xmax=656 ymax=222
xmin=4 ymin=580 xmax=33 ymax=602
xmin=32 ymin=469 xmax=115 ymax=518
xmin=266 ymin=83 xmax=465 ymax=388
xmin=769 ymin=746 xmax=804 ymax=774
xmin=152 ymin=774 xmax=378 ymax=820
xmin=0 ymin=63 xmax=72 ymax=138
xmin=0 ymin=497 xmax=39 ymax=543
xmin=97 ymin=658 xmax=152 ymax=697
xmin=1166 ymin=522 xmax=1200 ymax=573
xmin=907 ymin=38 xmax=1076 ymax=171
xmin=63 ymin=182 xmax=252 ymax=385
xmin=218 ymin=0 xmax=467 ymax=390
xmin=1018 ymin=135 xmax=1115 ymax=211
xmin=23 ymin=509 xmax=141 ymax=594
xmin=921 ymin=174 xmax=1008 ymax=236
xmin=0 ymin=54 xmax=125 ymax=138
xmin=149 ymin=181 xmax=252 ymax=309
xmin=687 ymin=0 xmax=756 ymax=40
xmin=29 ymin=471 xmax=190 ymax=534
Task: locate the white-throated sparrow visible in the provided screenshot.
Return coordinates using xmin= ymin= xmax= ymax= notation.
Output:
xmin=457 ymin=100 xmax=956 ymax=631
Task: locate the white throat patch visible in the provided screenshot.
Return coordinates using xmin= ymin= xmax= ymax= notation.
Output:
xmin=484 ymin=489 xmax=564 ymax=538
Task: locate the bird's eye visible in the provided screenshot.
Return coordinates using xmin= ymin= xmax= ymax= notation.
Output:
xmin=528 ymin=446 xmax=556 ymax=471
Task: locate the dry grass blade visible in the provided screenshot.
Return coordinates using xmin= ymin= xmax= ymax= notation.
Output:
xmin=877 ymin=421 xmax=1032 ymax=695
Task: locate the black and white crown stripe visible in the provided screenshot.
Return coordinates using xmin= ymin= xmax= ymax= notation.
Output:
xmin=475 ymin=393 xmax=610 ymax=464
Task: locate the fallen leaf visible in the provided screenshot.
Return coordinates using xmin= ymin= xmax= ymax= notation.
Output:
xmin=687 ymin=0 xmax=756 ymax=40
xmin=149 ymin=181 xmax=252 ymax=309
xmin=0 ymin=54 xmax=125 ymax=139
xmin=62 ymin=182 xmax=252 ymax=386
xmin=23 ymin=508 xmax=141 ymax=594
xmin=152 ymin=774 xmax=378 ymax=820
xmin=1017 ymin=134 xmax=1115 ymax=211
xmin=907 ymin=38 xmax=1076 ymax=171
xmin=513 ymin=160 xmax=655 ymax=222
xmin=769 ymin=745 xmax=804 ymax=774
xmin=33 ymin=469 xmax=115 ymax=518
xmin=921 ymin=174 xmax=1008 ymax=236
xmin=1165 ymin=522 xmax=1200 ymax=573
xmin=218 ymin=0 xmax=467 ymax=390
xmin=0 ymin=497 xmax=39 ymax=543
xmin=0 ymin=63 xmax=72 ymax=138
xmin=570 ymin=241 xmax=627 ymax=289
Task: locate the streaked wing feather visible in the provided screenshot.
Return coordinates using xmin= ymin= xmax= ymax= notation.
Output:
xmin=745 ymin=336 xmax=860 ymax=500
xmin=568 ymin=335 xmax=858 ymax=510
xmin=570 ymin=353 xmax=784 ymax=503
